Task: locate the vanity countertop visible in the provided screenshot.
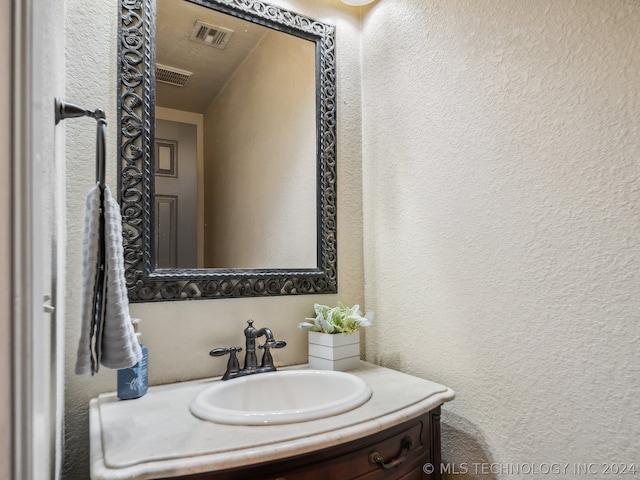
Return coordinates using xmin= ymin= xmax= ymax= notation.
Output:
xmin=90 ymin=362 xmax=455 ymax=480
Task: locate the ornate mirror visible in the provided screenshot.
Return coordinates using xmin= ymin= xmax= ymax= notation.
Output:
xmin=118 ymin=0 xmax=337 ymax=301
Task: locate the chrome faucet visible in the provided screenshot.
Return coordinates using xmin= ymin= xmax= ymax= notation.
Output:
xmin=210 ymin=320 xmax=287 ymax=380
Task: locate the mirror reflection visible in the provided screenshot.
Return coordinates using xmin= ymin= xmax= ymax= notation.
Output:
xmin=155 ymin=0 xmax=317 ymax=269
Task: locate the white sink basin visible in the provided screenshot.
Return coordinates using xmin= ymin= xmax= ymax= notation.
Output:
xmin=189 ymin=369 xmax=372 ymax=425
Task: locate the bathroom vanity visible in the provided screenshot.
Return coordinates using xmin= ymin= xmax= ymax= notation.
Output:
xmin=90 ymin=363 xmax=454 ymax=480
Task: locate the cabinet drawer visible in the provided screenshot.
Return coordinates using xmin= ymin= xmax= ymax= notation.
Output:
xmin=271 ymin=420 xmax=427 ymax=480
xmin=170 ymin=408 xmax=441 ymax=480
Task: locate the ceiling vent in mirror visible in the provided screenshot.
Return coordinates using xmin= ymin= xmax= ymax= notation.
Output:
xmin=156 ymin=64 xmax=193 ymax=87
xmin=189 ymin=21 xmax=234 ymax=49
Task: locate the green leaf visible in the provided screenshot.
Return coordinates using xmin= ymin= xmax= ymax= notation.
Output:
xmin=298 ymin=302 xmax=373 ymax=334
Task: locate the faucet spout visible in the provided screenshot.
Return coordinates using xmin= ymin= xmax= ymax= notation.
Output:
xmin=256 ymin=327 xmax=274 ymax=341
xmin=243 ymin=321 xmax=276 ymax=370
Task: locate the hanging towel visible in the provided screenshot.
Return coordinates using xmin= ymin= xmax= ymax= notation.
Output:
xmin=76 ymin=183 xmax=143 ymax=375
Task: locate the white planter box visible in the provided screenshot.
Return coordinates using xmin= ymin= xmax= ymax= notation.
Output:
xmin=308 ymin=331 xmax=360 ymax=371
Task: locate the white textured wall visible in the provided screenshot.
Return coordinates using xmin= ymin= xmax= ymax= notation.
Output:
xmin=362 ymin=0 xmax=640 ymax=477
xmin=63 ymin=1 xmax=363 ymax=479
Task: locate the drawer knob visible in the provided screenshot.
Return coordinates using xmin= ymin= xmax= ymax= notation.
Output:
xmin=369 ymin=435 xmax=413 ymax=469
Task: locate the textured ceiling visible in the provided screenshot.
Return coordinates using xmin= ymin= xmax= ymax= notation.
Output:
xmin=156 ymin=0 xmax=269 ymax=113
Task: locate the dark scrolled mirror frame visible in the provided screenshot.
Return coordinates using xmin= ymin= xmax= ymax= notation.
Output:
xmin=118 ymin=0 xmax=337 ymax=302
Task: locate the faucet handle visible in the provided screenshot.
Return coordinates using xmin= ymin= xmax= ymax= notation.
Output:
xmin=260 ymin=340 xmax=287 ymax=349
xmin=258 ymin=340 xmax=286 ymax=369
xmin=209 ymin=347 xmax=242 ymax=380
xmin=209 ymin=346 xmax=242 ymax=357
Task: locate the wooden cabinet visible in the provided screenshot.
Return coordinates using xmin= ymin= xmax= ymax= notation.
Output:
xmin=172 ymin=407 xmax=442 ymax=480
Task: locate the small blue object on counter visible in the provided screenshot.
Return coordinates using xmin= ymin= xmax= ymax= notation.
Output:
xmin=117 ymin=318 xmax=148 ymax=400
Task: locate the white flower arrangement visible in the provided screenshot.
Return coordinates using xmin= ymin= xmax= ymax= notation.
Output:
xmin=298 ymin=302 xmax=373 ymax=335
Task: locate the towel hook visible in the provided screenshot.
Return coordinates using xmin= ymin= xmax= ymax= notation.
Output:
xmin=55 ymin=98 xmax=107 ymax=187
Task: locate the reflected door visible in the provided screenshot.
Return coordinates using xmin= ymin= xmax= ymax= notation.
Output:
xmin=154 ymin=119 xmax=198 ymax=268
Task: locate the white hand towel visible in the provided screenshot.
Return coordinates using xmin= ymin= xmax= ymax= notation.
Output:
xmin=76 ymin=184 xmax=142 ymax=375
xmin=75 ymin=184 xmax=101 ymax=375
